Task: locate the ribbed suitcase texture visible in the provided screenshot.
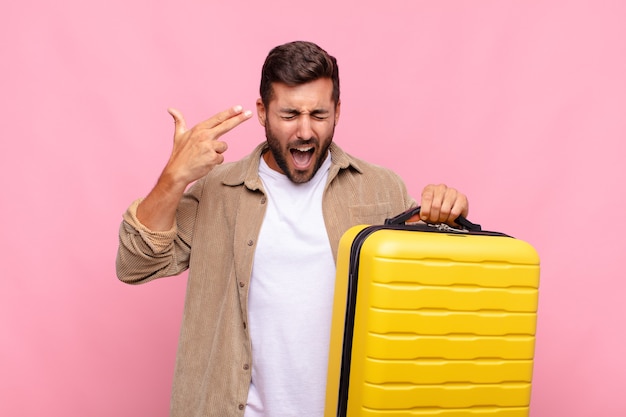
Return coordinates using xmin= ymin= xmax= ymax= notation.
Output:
xmin=325 ymin=224 xmax=540 ymax=417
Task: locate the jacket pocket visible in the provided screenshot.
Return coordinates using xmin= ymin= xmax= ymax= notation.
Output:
xmin=348 ymin=203 xmax=393 ymax=225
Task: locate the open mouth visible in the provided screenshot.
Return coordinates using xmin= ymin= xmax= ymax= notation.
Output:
xmin=290 ymin=146 xmax=315 ymax=169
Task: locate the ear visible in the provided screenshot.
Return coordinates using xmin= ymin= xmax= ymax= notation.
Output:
xmin=256 ymin=99 xmax=266 ymax=127
xmin=334 ymin=99 xmax=341 ymax=126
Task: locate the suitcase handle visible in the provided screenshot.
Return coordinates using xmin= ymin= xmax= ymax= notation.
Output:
xmin=384 ymin=206 xmax=482 ymax=231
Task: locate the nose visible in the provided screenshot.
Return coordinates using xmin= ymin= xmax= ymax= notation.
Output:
xmin=296 ymin=116 xmax=313 ymax=140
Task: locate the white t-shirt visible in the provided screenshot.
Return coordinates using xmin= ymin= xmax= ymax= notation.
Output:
xmin=245 ymin=154 xmax=336 ymax=417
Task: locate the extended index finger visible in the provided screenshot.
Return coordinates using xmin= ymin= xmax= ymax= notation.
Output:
xmin=197 ymin=105 xmax=253 ymax=138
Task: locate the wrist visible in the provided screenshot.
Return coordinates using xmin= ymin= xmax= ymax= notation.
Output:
xmin=157 ymin=168 xmax=191 ymax=197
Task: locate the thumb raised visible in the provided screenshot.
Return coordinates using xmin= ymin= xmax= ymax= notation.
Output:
xmin=167 ymin=107 xmax=187 ymax=136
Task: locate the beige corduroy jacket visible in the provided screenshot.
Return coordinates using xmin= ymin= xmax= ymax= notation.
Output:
xmin=116 ymin=142 xmax=415 ymax=417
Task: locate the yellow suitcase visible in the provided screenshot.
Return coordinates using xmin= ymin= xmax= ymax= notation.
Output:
xmin=325 ymin=207 xmax=540 ymax=417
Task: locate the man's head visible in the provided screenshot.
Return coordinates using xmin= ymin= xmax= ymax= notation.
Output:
xmin=257 ymin=41 xmax=341 ymax=183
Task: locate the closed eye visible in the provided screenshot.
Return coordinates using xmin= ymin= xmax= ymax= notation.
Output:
xmin=311 ymin=111 xmax=329 ymax=120
xmin=278 ymin=109 xmax=330 ymax=121
xmin=279 ymin=109 xmax=299 ymax=120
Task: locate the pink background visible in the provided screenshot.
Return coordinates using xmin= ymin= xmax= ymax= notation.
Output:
xmin=2 ymin=1 xmax=625 ymax=416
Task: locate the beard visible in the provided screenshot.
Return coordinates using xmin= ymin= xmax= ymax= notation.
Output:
xmin=264 ymin=121 xmax=334 ymax=184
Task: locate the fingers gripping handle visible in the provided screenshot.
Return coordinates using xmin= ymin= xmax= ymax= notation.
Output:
xmin=384 ymin=206 xmax=482 ymax=232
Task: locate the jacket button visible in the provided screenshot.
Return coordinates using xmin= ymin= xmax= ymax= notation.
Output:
xmin=239 ymin=281 xmax=245 ymax=287
xmin=260 ymin=196 xmax=267 ymax=204
xmin=238 ymin=404 xmax=245 ymax=410
xmin=247 ymin=240 xmax=254 ymax=246
xmin=243 ymin=364 xmax=250 ymax=370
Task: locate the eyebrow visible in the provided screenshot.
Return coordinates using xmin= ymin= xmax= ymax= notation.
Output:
xmin=278 ymin=107 xmax=330 ymax=116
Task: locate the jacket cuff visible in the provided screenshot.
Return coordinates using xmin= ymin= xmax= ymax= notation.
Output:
xmin=122 ymin=198 xmax=178 ymax=254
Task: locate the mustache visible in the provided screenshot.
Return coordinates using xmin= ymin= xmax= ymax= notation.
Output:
xmin=289 ymin=138 xmax=319 ymax=148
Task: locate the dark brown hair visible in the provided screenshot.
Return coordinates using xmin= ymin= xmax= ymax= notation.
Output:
xmin=260 ymin=41 xmax=340 ymax=106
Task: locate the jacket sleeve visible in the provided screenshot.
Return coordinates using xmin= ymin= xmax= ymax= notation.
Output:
xmin=115 ymin=181 xmax=203 ymax=285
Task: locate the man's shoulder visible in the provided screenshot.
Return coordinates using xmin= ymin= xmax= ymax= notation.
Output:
xmin=333 ymin=144 xmax=404 ymax=181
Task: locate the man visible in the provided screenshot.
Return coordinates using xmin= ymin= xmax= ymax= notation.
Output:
xmin=117 ymin=41 xmax=468 ymax=417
